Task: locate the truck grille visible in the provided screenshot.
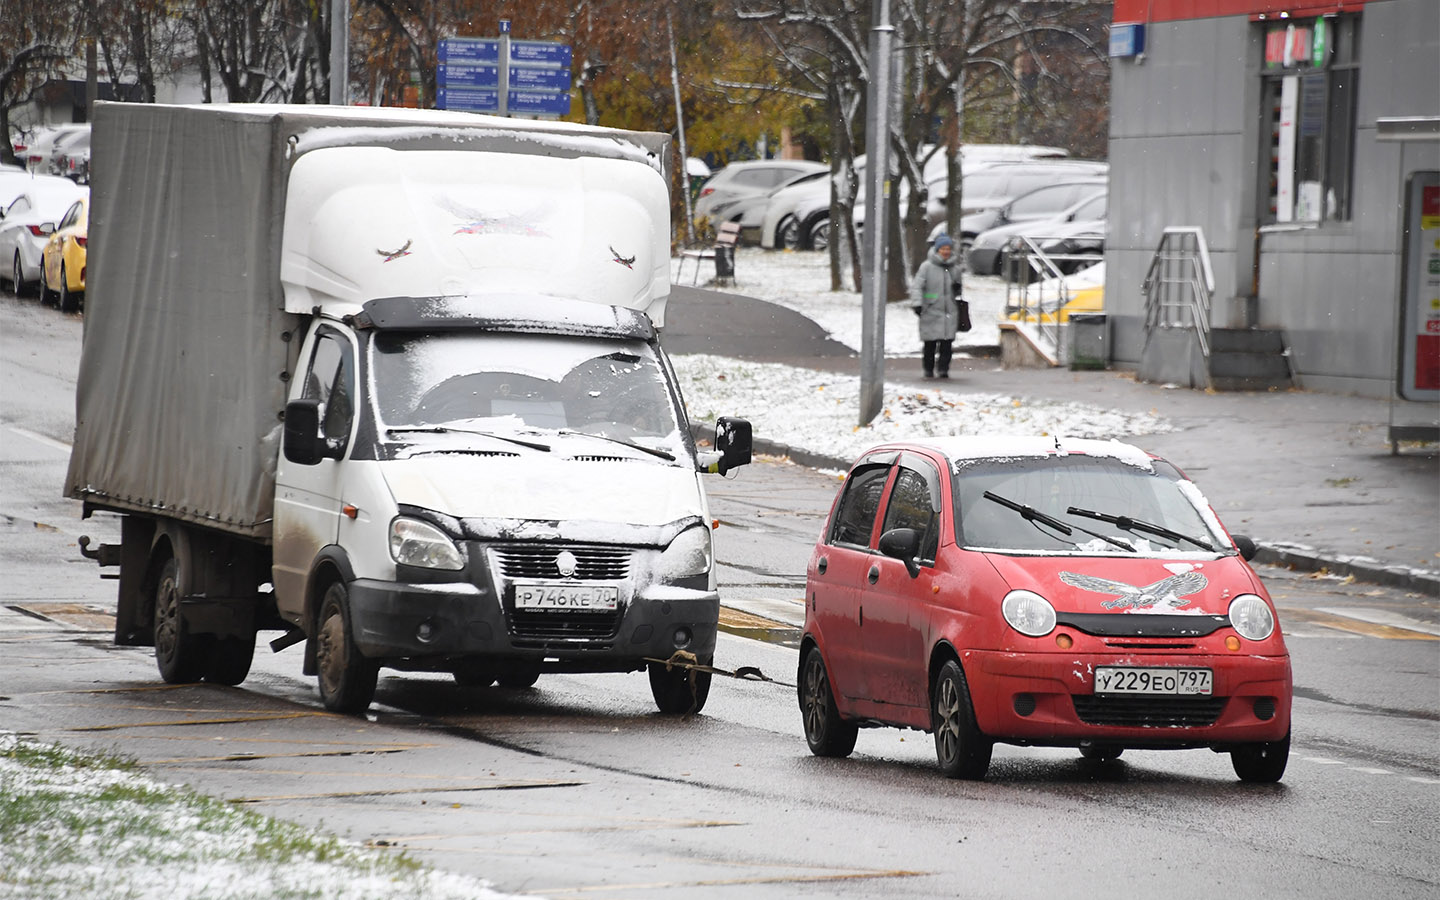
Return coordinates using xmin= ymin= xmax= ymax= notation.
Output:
xmin=1071 ymin=695 xmax=1226 ymax=728
xmin=508 ymin=609 xmax=622 ymax=645
xmin=492 ymin=545 xmax=632 ymax=580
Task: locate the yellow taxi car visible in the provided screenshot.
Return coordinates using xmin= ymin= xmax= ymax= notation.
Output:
xmin=41 ymin=195 xmax=86 ymax=312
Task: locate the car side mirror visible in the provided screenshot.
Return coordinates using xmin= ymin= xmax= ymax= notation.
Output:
xmin=1232 ymin=534 xmax=1258 ymax=562
xmin=713 ymin=416 xmax=752 ymax=475
xmin=39 ymin=222 xmax=55 ymax=235
xmin=878 ymin=527 xmax=921 ymax=578
xmin=283 ymin=398 xmax=330 ymax=466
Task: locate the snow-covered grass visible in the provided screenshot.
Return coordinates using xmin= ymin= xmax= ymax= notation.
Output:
xmin=0 ymin=733 xmax=516 ymax=900
xmin=675 ymin=248 xmax=1170 ymax=455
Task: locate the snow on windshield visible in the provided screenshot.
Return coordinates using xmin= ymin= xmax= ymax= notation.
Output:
xmin=954 ymin=454 xmax=1226 ymax=556
xmin=369 ymin=331 xmax=685 ymax=457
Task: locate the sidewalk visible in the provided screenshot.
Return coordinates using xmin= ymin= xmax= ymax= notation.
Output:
xmin=667 ymin=283 xmax=1440 ymax=596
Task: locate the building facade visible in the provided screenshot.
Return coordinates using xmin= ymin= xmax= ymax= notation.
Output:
xmin=1104 ymin=0 xmax=1439 ymax=397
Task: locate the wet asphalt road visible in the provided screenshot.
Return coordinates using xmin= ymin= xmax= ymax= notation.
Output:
xmin=2 ymin=288 xmax=1438 ymax=898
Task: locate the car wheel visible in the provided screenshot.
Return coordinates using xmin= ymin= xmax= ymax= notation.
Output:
xmin=932 ymin=659 xmax=992 ymax=779
xmin=38 ymin=269 xmax=56 ymax=306
xmin=799 ymin=646 xmax=858 ymax=757
xmin=452 ymin=661 xmax=496 ymax=687
xmin=496 ymin=661 xmax=542 ymax=689
xmin=778 ymin=216 xmax=801 ymax=251
xmin=153 ymin=557 xmax=209 ymax=684
xmin=1079 ymin=744 xmax=1124 ymax=761
xmin=206 ymin=635 xmax=255 ymax=686
xmin=808 ymin=218 xmax=830 ymax=252
xmin=1231 ymin=730 xmax=1290 ymax=783
xmin=315 ymin=581 xmax=379 ymax=714
xmin=12 ymin=252 xmax=28 ymax=298
xmin=58 ymin=264 xmax=79 ymax=313
xmin=649 ymin=658 xmax=711 ymax=714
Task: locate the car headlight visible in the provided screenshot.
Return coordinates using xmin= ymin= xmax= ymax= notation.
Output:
xmin=1002 ymin=589 xmax=1056 ymax=637
xmin=658 ymin=525 xmax=712 ymax=588
xmin=389 ymin=517 xmax=466 ymax=571
xmin=1228 ymin=594 xmax=1275 ymax=641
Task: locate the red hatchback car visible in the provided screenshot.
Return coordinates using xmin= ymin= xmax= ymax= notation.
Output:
xmin=799 ymin=436 xmax=1292 ymax=782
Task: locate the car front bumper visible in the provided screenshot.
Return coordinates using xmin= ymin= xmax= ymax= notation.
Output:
xmin=963 ymin=648 xmax=1292 ymax=747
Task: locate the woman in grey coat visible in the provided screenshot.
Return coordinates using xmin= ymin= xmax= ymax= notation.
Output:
xmin=909 ymin=234 xmax=968 ymax=378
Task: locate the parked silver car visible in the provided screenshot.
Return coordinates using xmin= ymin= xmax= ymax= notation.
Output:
xmin=693 ymin=159 xmax=827 ymax=240
xmin=968 ymin=190 xmax=1107 ymax=277
xmin=23 ymin=124 xmax=89 ymax=176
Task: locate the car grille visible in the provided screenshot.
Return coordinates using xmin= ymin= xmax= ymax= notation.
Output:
xmin=1071 ymin=695 xmax=1226 ymax=728
xmin=492 ymin=545 xmax=632 ymax=580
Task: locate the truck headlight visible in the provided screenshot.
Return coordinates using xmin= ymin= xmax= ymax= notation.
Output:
xmin=389 ymin=517 xmax=466 ymax=571
xmin=1002 ymin=589 xmax=1056 ymax=637
xmin=658 ymin=525 xmax=711 ymax=588
xmin=1228 ymin=594 xmax=1275 ymax=641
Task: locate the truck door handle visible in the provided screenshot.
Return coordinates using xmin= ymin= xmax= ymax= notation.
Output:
xmin=817 ymin=557 xmax=827 ymax=575
xmin=867 ymin=565 xmax=879 ymax=584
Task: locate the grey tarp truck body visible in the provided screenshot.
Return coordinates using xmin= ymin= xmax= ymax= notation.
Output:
xmin=66 ymin=103 xmax=750 ymax=714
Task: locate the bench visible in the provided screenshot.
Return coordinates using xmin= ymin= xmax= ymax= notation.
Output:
xmin=675 ymin=221 xmax=740 ymax=286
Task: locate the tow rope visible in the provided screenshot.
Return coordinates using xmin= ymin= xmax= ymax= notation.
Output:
xmin=644 ymin=650 xmax=793 ymax=688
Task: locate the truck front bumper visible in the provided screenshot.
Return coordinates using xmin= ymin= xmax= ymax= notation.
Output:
xmin=347 ymin=578 xmax=718 ymax=668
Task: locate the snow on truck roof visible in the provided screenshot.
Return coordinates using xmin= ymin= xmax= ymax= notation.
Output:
xmin=354 ymin=294 xmax=656 ymax=341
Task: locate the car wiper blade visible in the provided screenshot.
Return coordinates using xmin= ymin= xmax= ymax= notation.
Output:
xmin=386 ymin=426 xmax=551 ymax=453
xmin=557 ymin=429 xmax=675 ymax=461
xmin=1066 ymin=506 xmax=1214 ymax=551
xmin=983 ymin=491 xmax=1134 ymax=552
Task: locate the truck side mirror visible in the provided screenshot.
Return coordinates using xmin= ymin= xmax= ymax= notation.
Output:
xmin=878 ymin=528 xmax=921 ymax=578
xmin=713 ymin=416 xmax=752 ymax=475
xmin=283 ymin=398 xmax=327 ymax=466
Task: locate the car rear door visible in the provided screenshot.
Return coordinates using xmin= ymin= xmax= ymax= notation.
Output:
xmin=810 ymin=458 xmax=894 ymax=703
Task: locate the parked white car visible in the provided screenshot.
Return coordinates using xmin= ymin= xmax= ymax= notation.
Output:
xmin=0 ymin=176 xmax=88 ymax=296
xmin=22 ymin=124 xmax=89 ymax=175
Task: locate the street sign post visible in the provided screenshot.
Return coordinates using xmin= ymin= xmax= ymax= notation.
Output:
xmin=437 ymin=22 xmax=571 ymax=118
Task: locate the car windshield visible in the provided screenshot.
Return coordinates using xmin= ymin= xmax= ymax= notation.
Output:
xmin=951 ymin=454 xmax=1229 ymax=556
xmin=368 ymin=331 xmax=688 ymax=463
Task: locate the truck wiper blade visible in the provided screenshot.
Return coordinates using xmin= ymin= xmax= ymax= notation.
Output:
xmin=1066 ymin=506 xmax=1214 ymax=551
xmin=386 ymin=426 xmax=551 ymax=453
xmin=557 ymin=429 xmax=675 ymax=461
xmin=983 ymin=491 xmax=1134 ymax=552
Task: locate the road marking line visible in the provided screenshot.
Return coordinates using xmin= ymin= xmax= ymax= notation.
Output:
xmin=4 ymin=423 xmax=73 ymax=452
xmin=1276 ymin=607 xmax=1438 ymax=640
xmin=230 ymin=781 xmax=585 ymax=803
xmin=1300 ymin=757 xmax=1348 ymax=765
xmin=1351 ymin=767 xmax=1394 ymax=776
xmin=1313 ymin=607 xmax=1440 ymax=638
xmin=1407 ymin=777 xmax=1440 ymax=785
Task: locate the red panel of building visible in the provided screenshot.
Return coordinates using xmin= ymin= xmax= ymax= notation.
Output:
xmin=1113 ymin=0 xmax=1369 ymax=23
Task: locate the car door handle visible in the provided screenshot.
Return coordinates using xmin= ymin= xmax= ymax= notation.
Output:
xmin=867 ymin=565 xmax=879 ymax=584
xmin=817 ymin=557 xmax=827 ymax=575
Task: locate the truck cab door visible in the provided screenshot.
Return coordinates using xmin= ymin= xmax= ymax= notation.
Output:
xmin=273 ymin=326 xmax=357 ymax=623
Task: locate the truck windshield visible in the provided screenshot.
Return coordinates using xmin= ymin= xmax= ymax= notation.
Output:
xmin=952 ymin=454 xmax=1229 ymax=555
xmin=369 ymin=332 xmax=687 ymax=461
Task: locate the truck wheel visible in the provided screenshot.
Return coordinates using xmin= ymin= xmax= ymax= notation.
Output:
xmin=649 ymin=658 xmax=711 ymax=715
xmin=799 ymin=646 xmax=857 ymax=757
xmin=206 ymin=635 xmax=255 ymax=686
xmin=932 ymin=659 xmax=992 ymax=780
xmin=452 ymin=662 xmax=496 ymax=687
xmin=153 ymin=557 xmax=208 ymax=683
xmin=315 ymin=581 xmax=378 ymax=714
xmin=496 ymin=662 xmax=541 ymax=688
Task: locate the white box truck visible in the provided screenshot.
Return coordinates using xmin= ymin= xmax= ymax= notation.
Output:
xmin=66 ymin=103 xmax=751 ymax=715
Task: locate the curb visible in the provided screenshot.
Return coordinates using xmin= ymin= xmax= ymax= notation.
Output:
xmin=698 ymin=424 xmax=1440 ymax=596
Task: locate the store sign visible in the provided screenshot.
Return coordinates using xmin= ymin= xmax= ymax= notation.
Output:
xmin=1265 ymin=22 xmax=1314 ymax=69
xmin=1398 ymin=174 xmax=1440 ymax=401
xmin=1109 ymin=23 xmax=1145 ymax=58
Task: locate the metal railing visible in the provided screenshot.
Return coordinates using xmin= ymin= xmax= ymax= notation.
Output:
xmin=1141 ymin=227 xmax=1215 ymax=358
xmin=1002 ymin=236 xmax=1104 ymax=359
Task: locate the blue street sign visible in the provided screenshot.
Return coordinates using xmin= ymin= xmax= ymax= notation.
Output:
xmin=437 ymin=63 xmax=500 ymax=88
xmin=510 ymin=40 xmax=573 ymax=68
xmin=508 ymin=67 xmax=571 ymax=91
xmin=507 ymin=90 xmax=571 ymax=116
xmin=438 ymin=39 xmax=499 ymax=63
xmin=436 ymin=87 xmax=499 ymax=113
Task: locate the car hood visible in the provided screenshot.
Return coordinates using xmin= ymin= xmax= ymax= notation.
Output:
xmin=982 ymin=553 xmax=1260 ymax=616
xmin=382 ymin=453 xmax=703 ymax=529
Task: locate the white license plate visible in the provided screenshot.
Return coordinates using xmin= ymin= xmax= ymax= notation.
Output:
xmin=514 ymin=583 xmax=618 ymax=612
xmin=1094 ymin=666 xmax=1212 ymax=695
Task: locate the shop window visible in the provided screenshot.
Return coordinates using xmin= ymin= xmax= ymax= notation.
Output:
xmin=1260 ymin=15 xmax=1359 ymax=224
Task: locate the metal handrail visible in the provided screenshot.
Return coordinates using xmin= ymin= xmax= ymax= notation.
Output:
xmin=1002 ymin=235 xmax=1104 ymax=358
xmin=1141 ymin=227 xmax=1214 ymax=358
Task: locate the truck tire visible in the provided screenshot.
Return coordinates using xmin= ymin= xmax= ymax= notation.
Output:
xmin=153 ymin=557 xmax=209 ymax=683
xmin=649 ymin=659 xmax=711 ymax=715
xmin=496 ymin=661 xmax=541 ymax=688
xmin=206 ymin=635 xmax=255 ymax=686
xmin=315 ymin=581 xmax=378 ymax=714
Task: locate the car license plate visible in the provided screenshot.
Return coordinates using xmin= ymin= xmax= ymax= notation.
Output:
xmin=514 ymin=583 xmax=618 ymax=612
xmin=1094 ymin=666 xmax=1212 ymax=695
